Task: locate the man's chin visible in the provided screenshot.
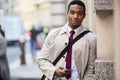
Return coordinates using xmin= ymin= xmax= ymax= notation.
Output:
xmin=72 ymin=24 xmax=80 ymax=29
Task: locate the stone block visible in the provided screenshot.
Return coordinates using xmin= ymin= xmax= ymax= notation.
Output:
xmin=95 ymin=59 xmax=114 ymax=80
xmin=94 ymin=0 xmax=113 ymax=10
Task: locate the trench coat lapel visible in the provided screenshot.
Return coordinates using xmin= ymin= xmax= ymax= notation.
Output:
xmin=73 ymin=25 xmax=87 ymax=79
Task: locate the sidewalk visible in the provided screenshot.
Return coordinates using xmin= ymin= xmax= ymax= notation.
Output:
xmin=9 ymin=52 xmax=42 ymax=80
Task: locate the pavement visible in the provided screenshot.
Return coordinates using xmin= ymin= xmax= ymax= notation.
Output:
xmin=9 ymin=51 xmax=43 ymax=80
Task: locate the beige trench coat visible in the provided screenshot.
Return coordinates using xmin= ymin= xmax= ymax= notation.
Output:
xmin=37 ymin=24 xmax=96 ymax=80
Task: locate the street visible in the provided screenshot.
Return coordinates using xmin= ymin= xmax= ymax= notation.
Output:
xmin=6 ymin=41 xmax=42 ymax=80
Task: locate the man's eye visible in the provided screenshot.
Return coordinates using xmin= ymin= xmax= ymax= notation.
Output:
xmin=70 ymin=11 xmax=75 ymax=14
xmin=78 ymin=12 xmax=84 ymax=15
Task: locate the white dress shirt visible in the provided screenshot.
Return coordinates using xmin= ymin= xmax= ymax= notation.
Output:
xmin=61 ymin=23 xmax=80 ymax=80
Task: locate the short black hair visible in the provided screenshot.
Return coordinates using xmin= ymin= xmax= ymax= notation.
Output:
xmin=68 ymin=0 xmax=86 ymax=13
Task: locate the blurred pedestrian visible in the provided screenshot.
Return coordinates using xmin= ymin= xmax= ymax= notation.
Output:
xmin=0 ymin=25 xmax=5 ymax=37
xmin=37 ymin=0 xmax=96 ymax=80
xmin=29 ymin=26 xmax=39 ymax=61
xmin=19 ymin=33 xmax=26 ymax=65
xmin=0 ymin=25 xmax=10 ymax=80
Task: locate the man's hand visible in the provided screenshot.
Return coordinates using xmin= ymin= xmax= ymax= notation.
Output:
xmin=55 ymin=66 xmax=72 ymax=77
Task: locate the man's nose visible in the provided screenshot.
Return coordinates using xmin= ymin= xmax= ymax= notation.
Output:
xmin=73 ymin=14 xmax=78 ymax=18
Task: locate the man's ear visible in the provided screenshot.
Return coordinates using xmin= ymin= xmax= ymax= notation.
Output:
xmin=83 ymin=13 xmax=86 ymax=19
xmin=66 ymin=11 xmax=69 ymax=17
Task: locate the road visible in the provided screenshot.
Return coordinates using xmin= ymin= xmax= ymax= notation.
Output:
xmin=6 ymin=41 xmax=42 ymax=80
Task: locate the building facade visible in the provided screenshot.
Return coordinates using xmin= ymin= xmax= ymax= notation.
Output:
xmin=0 ymin=0 xmax=13 ymax=15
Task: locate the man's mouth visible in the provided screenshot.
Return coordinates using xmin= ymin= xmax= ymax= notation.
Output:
xmin=72 ymin=20 xmax=78 ymax=24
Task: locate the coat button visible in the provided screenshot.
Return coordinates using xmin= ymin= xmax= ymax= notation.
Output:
xmin=65 ymin=43 xmax=67 ymax=45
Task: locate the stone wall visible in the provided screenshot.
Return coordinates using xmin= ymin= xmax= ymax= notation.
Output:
xmin=95 ymin=60 xmax=114 ymax=80
xmin=94 ymin=0 xmax=113 ymax=10
xmin=94 ymin=0 xmax=114 ymax=80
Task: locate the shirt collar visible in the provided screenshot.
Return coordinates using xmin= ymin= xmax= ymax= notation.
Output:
xmin=66 ymin=22 xmax=85 ymax=36
xmin=59 ymin=22 xmax=87 ymax=36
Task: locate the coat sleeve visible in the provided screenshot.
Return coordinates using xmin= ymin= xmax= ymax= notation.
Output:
xmin=37 ymin=29 xmax=60 ymax=80
xmin=83 ymin=34 xmax=97 ymax=80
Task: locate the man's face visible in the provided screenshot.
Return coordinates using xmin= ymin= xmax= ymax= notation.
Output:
xmin=67 ymin=4 xmax=86 ymax=29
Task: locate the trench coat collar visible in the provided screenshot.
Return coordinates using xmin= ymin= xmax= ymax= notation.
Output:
xmin=59 ymin=22 xmax=86 ymax=37
xmin=59 ymin=24 xmax=67 ymax=35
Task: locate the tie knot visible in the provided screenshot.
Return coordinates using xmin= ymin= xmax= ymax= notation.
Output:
xmin=70 ymin=30 xmax=75 ymax=35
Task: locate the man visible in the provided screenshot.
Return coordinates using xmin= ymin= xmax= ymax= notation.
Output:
xmin=30 ymin=26 xmax=39 ymax=61
xmin=19 ymin=33 xmax=26 ymax=65
xmin=37 ymin=0 xmax=96 ymax=80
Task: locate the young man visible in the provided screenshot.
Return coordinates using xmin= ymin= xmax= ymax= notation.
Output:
xmin=37 ymin=0 xmax=96 ymax=80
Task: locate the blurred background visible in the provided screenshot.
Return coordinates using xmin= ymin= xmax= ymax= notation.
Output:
xmin=0 ymin=0 xmax=120 ymax=80
xmin=0 ymin=0 xmax=72 ymax=80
